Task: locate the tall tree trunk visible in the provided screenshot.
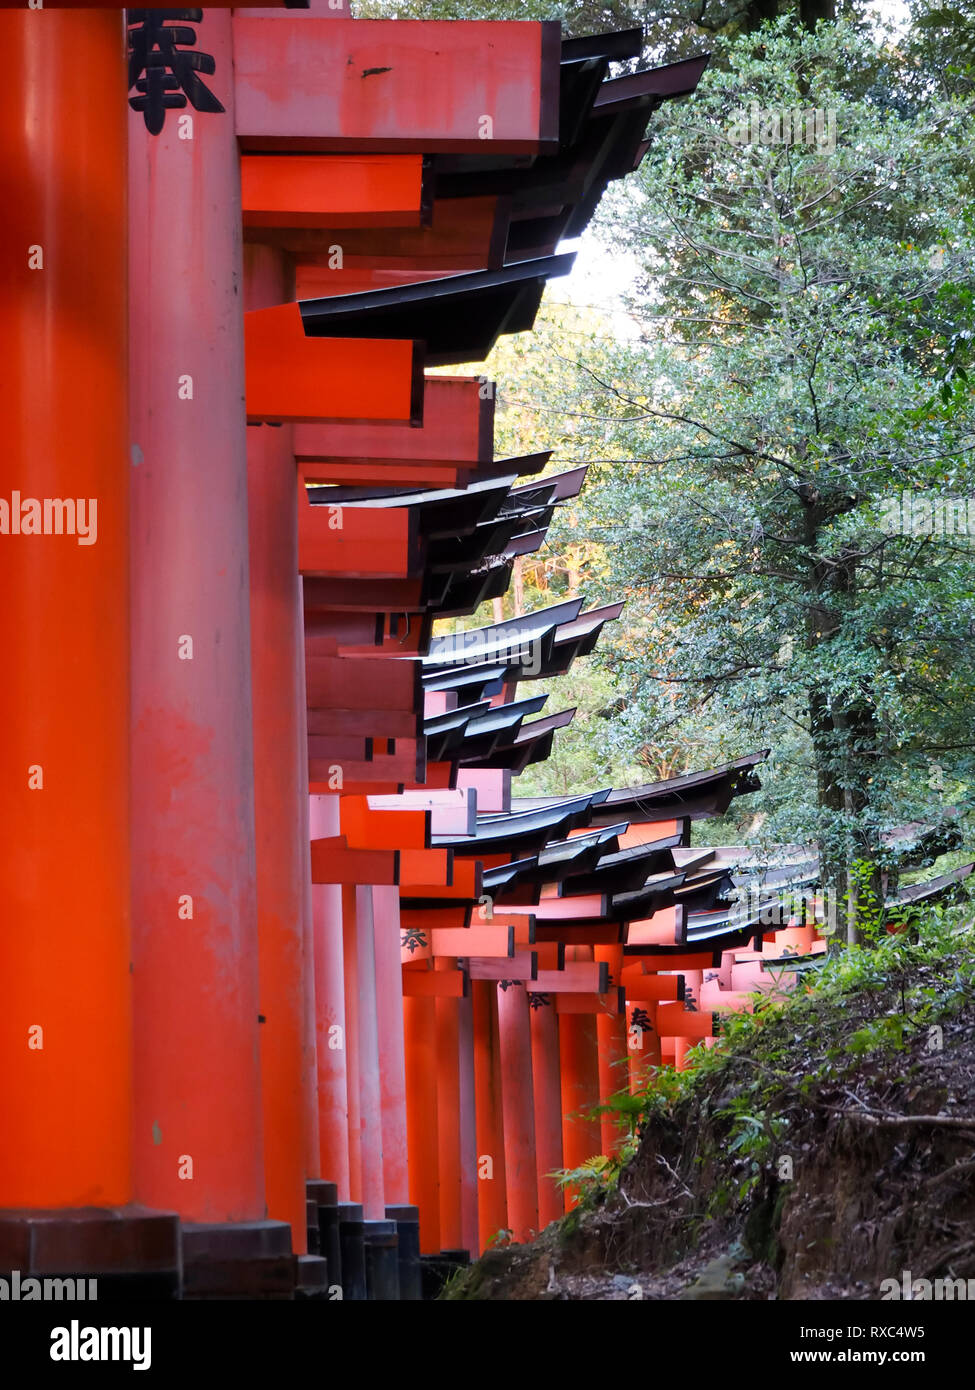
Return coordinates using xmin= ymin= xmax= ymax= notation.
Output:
xmin=804 ymin=503 xmax=881 ymax=945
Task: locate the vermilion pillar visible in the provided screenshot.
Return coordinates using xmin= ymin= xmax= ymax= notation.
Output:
xmin=245 ymin=243 xmax=309 ymax=1254
xmin=0 ymin=6 xmax=130 ymax=1211
xmin=299 ymin=700 xmax=320 ymax=1186
xmin=128 ymin=10 xmax=287 ymax=1292
xmin=355 ymin=886 xmax=385 ymax=1221
xmin=342 ymin=885 xmax=363 ymax=1201
xmin=0 ymin=10 xmax=176 ymax=1287
xmin=529 ymin=999 xmax=564 ymax=1228
xmin=309 ymin=795 xmax=351 ymax=1198
xmin=403 ymin=994 xmax=440 ymax=1254
xmin=559 ymin=1013 xmax=602 ymax=1208
xmin=497 ymin=983 xmax=538 ymax=1243
xmin=595 ymin=945 xmax=628 ymax=1154
xmin=457 ymin=993 xmax=480 ymax=1257
xmin=628 ymin=1005 xmax=662 ymax=1092
xmin=472 ymin=980 xmax=507 ymax=1251
xmin=436 ymin=967 xmax=463 ymax=1251
xmin=374 ymin=885 xmax=409 ymax=1205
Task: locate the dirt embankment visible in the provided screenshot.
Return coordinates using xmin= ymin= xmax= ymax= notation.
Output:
xmin=445 ymin=931 xmax=975 ymax=1300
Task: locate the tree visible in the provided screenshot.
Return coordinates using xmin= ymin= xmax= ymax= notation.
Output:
xmin=356 ymin=0 xmax=864 ymax=63
xmin=559 ymin=18 xmax=975 ymax=937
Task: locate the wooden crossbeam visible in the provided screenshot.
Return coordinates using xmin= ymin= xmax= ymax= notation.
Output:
xmin=402 ymin=967 xmax=467 ymax=998
xmin=657 ymin=1002 xmax=714 ymax=1041
xmin=340 ymin=797 xmax=430 ymax=850
xmin=398 ymin=848 xmax=453 ymax=890
xmin=468 ymin=952 xmax=537 ymax=981
xmin=245 ymin=302 xmax=421 ymax=423
xmin=233 ymin=18 xmax=561 ymax=155
xmin=429 ymin=925 xmax=515 ymax=958
xmin=305 ymin=655 xmax=418 ymax=710
xmin=532 ymin=961 xmax=608 ymax=994
xmin=241 ymin=154 xmax=426 ymax=230
xmin=294 ymin=376 xmax=492 ymax=467
xmin=249 ymin=196 xmax=504 ymax=274
xmin=310 ymin=836 xmax=399 ymax=886
xmin=555 ymin=988 xmax=626 ymax=1016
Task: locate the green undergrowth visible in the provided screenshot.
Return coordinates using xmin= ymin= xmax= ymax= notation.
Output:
xmin=568 ymin=903 xmax=975 ymax=1215
xmin=442 ymin=902 xmax=975 ymax=1299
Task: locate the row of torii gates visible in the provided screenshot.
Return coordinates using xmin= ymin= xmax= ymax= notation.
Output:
xmin=0 ymin=0 xmax=825 ymax=1299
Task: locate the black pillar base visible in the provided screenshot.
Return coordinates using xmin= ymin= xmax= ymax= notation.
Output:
xmin=295 ymin=1253 xmax=330 ymax=1300
xmin=181 ymin=1219 xmax=295 ymax=1300
xmin=307 ymin=1180 xmax=341 ymax=1292
xmin=0 ymin=1205 xmax=180 ymax=1300
xmin=336 ymin=1202 xmax=366 ymax=1301
xmin=363 ymin=1218 xmax=399 ymax=1301
xmin=385 ymin=1204 xmax=421 ymax=1301
xmin=306 ymin=1198 xmax=321 ymax=1257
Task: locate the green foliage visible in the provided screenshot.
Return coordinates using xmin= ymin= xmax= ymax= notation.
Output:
xmin=486 ymin=1227 xmax=514 ymax=1248
xmin=476 ymin=16 xmax=975 ymax=902
xmin=846 ymin=856 xmax=886 ymax=941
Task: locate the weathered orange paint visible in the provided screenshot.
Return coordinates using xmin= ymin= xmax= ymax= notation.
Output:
xmin=246 ymin=243 xmax=309 ymax=1252
xmin=233 ymin=19 xmax=561 ymax=155
xmin=129 ymin=8 xmax=264 ymax=1222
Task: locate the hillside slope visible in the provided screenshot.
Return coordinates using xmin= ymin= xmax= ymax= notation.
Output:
xmin=445 ymin=915 xmax=975 ymax=1300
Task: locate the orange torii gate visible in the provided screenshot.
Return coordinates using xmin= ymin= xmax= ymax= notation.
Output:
xmin=0 ymin=0 xmax=714 ymax=1301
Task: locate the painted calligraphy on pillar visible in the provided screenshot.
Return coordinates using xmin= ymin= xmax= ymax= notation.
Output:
xmin=401 ymin=927 xmax=427 ymax=955
xmin=126 ymin=10 xmax=225 ymax=136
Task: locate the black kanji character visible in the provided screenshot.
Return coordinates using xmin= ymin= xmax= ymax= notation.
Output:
xmin=127 ymin=10 xmax=225 ymax=136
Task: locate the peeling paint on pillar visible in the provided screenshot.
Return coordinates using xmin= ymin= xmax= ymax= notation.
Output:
xmin=128 ymin=9 xmax=265 ymax=1223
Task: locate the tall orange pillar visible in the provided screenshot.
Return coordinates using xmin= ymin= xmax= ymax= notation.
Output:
xmin=0 ymin=8 xmax=178 ymax=1290
xmin=298 ymin=691 xmax=320 ymax=1188
xmin=403 ymin=994 xmax=440 ymax=1254
xmin=595 ymin=945 xmax=628 ymax=1154
xmin=128 ymin=10 xmax=290 ymax=1294
xmin=559 ymin=1013 xmax=602 ymax=1208
xmin=457 ymin=993 xmax=480 ymax=1257
xmin=627 ymin=1002 xmax=662 ymax=1092
xmin=497 ymin=982 xmax=538 ymax=1243
xmin=354 ymin=886 xmax=385 ymax=1222
xmin=342 ymin=885 xmax=362 ymax=1202
xmin=436 ymin=969 xmax=463 ymax=1251
xmin=309 ymin=795 xmax=351 ymax=1198
xmin=374 ymin=885 xmax=409 ymax=1204
xmin=245 ymin=243 xmax=312 ymax=1259
xmin=473 ymin=980 xmax=507 ymax=1252
xmin=529 ymin=998 xmax=564 ymax=1228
